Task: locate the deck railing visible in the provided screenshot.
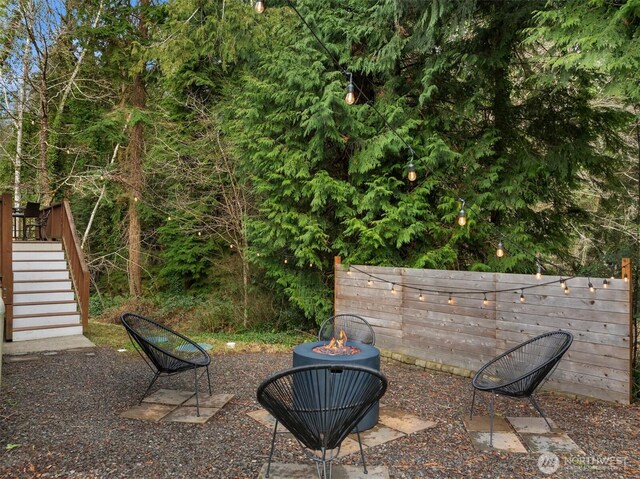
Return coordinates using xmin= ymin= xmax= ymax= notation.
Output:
xmin=1 ymin=193 xmax=13 ymax=340
xmin=43 ymin=200 xmax=90 ymax=330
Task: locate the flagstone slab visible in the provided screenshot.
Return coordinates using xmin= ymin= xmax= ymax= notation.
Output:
xmin=183 ymin=393 xmax=234 ymax=408
xmin=358 ymin=425 xmax=405 ymax=448
xmin=378 ymin=406 xmax=436 ymax=434
xmin=257 ymin=463 xmax=389 ymax=479
xmin=120 ymin=403 xmax=175 ymax=421
xmin=467 ymin=431 xmax=528 ymax=453
xmin=142 ymin=389 xmax=194 ymax=405
xmin=519 ymin=432 xmax=585 ymax=454
xmin=463 ymin=415 xmax=512 ymax=433
xmin=247 ymin=409 xmax=292 ymax=436
xmin=507 ymin=417 xmax=559 ymax=434
xmin=161 ymin=406 xmax=220 ymax=424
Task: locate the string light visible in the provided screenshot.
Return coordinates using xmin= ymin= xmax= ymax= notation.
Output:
xmin=588 ymin=279 xmax=595 ymax=293
xmin=483 ymin=293 xmax=488 ymax=305
xmin=230 ymin=244 xmax=234 ymax=249
xmin=623 ymin=274 xmax=628 ymax=283
xmin=496 ymin=241 xmax=504 ymax=258
xmin=367 ymin=279 xmax=372 ymax=285
xmin=603 ymin=279 xmax=609 ymax=288
xmin=391 ymin=283 xmax=396 ymax=293
xmin=536 ymin=256 xmax=542 ymax=279
xmin=407 ymin=159 xmax=417 ymax=182
xmin=198 ymin=231 xmax=202 ymax=236
xmin=560 ymin=278 xmax=566 ymax=289
xmin=345 ymin=72 xmax=356 ymax=105
xmin=284 ymin=258 xmax=288 ymax=264
xmin=520 ymin=289 xmax=525 ymax=303
xmin=448 ymin=293 xmax=453 ymax=305
xmin=254 ymin=0 xmax=264 ymax=14
xmin=564 ymin=283 xmax=570 ymax=295
xmin=457 ymin=199 xmax=467 ymax=226
xmin=419 ymin=291 xmax=424 ymax=301
xmin=167 ymin=216 xmax=171 ymax=221
xmin=133 ymin=196 xmax=138 ymax=202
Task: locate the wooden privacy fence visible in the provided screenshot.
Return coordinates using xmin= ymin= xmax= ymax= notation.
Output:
xmin=334 ymin=257 xmax=633 ymax=404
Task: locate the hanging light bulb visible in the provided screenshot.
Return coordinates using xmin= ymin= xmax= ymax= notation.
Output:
xmin=560 ymin=278 xmax=566 ymax=289
xmin=419 ymin=291 xmax=424 ymax=301
xmin=345 ymin=73 xmax=356 ymax=105
xmin=483 ymin=293 xmax=488 ymax=306
xmin=623 ymin=274 xmax=628 ymax=283
xmin=457 ymin=199 xmax=466 ymax=226
xmin=198 ymin=231 xmax=202 ymax=236
xmin=167 ymin=216 xmax=171 ymax=221
xmin=520 ymin=289 xmax=525 ymax=303
xmin=309 ymin=263 xmax=313 ymax=267
xmin=284 ymin=258 xmax=288 ymax=264
xmin=448 ymin=293 xmax=453 ymax=305
xmin=496 ymin=241 xmax=504 ymax=258
xmin=603 ymin=279 xmax=609 ymax=289
xmin=407 ymin=160 xmax=417 ymax=182
xmin=256 ymin=252 xmax=261 ymax=257
xmin=254 ymin=0 xmax=264 ymax=13
xmin=536 ymin=257 xmax=542 ymax=279
xmin=133 ymin=196 xmax=139 ymax=202
xmin=391 ymin=283 xmax=396 ymax=293
xmin=588 ymin=279 xmax=595 ymax=293
xmin=564 ymin=285 xmax=570 ymax=295
xmin=230 ymin=244 xmax=234 ymax=249
xmin=367 ymin=279 xmax=372 ymax=286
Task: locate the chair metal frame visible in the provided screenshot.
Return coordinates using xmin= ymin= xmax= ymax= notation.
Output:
xmin=318 ymin=314 xmax=376 ymax=346
xmin=120 ymin=312 xmax=212 ymax=416
xmin=257 ymin=364 xmax=388 ymax=479
xmin=470 ymin=330 xmax=573 ymax=446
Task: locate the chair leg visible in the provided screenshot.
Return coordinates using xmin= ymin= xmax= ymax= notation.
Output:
xmin=489 ymin=392 xmax=495 ymax=447
xmin=265 ymin=420 xmax=278 ymax=478
xmin=206 ymin=365 xmax=212 ymax=395
xmin=141 ymin=371 xmax=160 ymax=402
xmin=470 ymin=388 xmax=477 ymax=420
xmin=529 ymin=395 xmax=552 ymax=430
xmin=193 ymin=367 xmax=201 ymax=417
xmin=355 ymin=428 xmax=368 ymax=474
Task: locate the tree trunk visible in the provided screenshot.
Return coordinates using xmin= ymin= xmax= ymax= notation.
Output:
xmin=38 ymin=73 xmax=51 ymax=203
xmin=13 ymin=37 xmax=31 ymax=210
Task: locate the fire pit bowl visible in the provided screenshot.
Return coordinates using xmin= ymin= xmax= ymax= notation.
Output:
xmin=292 ymin=340 xmax=381 ymax=431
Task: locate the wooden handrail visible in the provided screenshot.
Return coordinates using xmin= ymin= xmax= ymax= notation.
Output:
xmin=1 ymin=192 xmax=13 ymax=340
xmin=43 ymin=200 xmax=90 ymax=330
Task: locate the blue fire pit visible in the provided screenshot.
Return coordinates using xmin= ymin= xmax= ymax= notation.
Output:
xmin=292 ymin=340 xmax=381 ymax=431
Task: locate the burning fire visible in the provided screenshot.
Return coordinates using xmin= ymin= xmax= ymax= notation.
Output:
xmin=326 ymin=329 xmax=347 ymax=351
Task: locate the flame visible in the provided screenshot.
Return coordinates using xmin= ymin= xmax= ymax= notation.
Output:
xmin=326 ymin=329 xmax=347 ymax=350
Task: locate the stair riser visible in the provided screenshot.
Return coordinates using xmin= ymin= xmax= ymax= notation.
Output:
xmin=14 ymin=315 xmax=81 ymax=329
xmin=12 ymin=326 xmax=83 ymax=342
xmin=14 ymin=270 xmax=70 ymax=281
xmin=13 ymin=261 xmax=68 ymax=271
xmin=12 ymin=241 xmax=62 ymax=252
xmin=14 ymin=291 xmax=76 ymax=303
xmin=14 ymin=281 xmax=73 ymax=292
xmin=13 ymin=251 xmax=66 ymax=261
xmin=14 ymin=303 xmax=78 ymax=316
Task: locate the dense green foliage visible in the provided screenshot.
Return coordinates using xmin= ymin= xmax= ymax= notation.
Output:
xmin=0 ymin=0 xmax=637 ymax=331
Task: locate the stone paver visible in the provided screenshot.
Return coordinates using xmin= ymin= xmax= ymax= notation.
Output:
xmin=142 ymin=388 xmax=194 ymax=405
xmin=358 ymin=425 xmax=405 ymax=448
xmin=463 ymin=415 xmax=512 ymax=432
xmin=120 ymin=403 xmax=175 ymax=421
xmin=519 ymin=432 xmax=585 ymax=454
xmin=161 ymin=406 xmax=220 ymax=424
xmin=467 ymin=431 xmax=528 ymax=453
xmin=2 ymin=335 xmax=95 ymax=354
xmin=247 ymin=409 xmax=292 ymax=435
xmin=378 ymin=406 xmax=436 ymax=434
xmin=257 ymin=463 xmax=389 ymax=479
xmin=183 ymin=393 xmax=233 ymax=408
xmin=507 ymin=416 xmax=558 ymax=434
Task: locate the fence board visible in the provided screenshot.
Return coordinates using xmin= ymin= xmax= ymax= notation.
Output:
xmin=335 ymin=262 xmax=633 ymax=404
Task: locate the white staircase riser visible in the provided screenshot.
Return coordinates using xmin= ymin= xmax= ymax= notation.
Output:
xmin=14 ymin=270 xmax=70 ymax=281
xmin=12 ymin=241 xmax=62 ymax=252
xmin=14 ymin=291 xmax=76 ymax=303
xmin=14 ymin=314 xmax=81 ymax=329
xmin=13 ymin=280 xmax=73 ymax=292
xmin=12 ymin=326 xmax=83 ymax=342
xmin=13 ymin=260 xmax=68 ymax=271
xmin=13 ymin=251 xmax=66 ymax=261
xmin=14 ymin=302 xmax=78 ymax=316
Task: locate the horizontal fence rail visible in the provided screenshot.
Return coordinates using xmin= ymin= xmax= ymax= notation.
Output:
xmin=334 ymin=258 xmax=633 ymax=404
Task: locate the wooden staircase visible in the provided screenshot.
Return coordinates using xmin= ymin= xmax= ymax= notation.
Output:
xmin=11 ymin=241 xmax=82 ymax=341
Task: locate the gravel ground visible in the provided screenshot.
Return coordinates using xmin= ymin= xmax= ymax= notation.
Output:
xmin=1 ymin=347 xmax=639 ymax=479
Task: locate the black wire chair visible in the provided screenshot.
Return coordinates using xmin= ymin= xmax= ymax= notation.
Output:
xmin=470 ymin=330 xmax=573 ymax=446
xmin=120 ymin=312 xmax=212 ymax=416
xmin=257 ymin=364 xmax=388 ymax=479
xmin=318 ymin=314 xmax=376 ymax=346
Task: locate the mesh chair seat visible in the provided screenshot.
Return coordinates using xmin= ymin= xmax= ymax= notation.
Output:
xmin=120 ymin=312 xmax=212 ymax=416
xmin=470 ymin=330 xmax=573 ymax=445
xmin=257 ymin=364 xmax=387 ymax=479
xmin=318 ymin=314 xmax=376 ymax=346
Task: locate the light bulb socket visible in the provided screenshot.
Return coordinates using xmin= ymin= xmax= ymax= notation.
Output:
xmin=407 ymin=161 xmax=417 ymax=182
xmin=457 ymin=209 xmax=466 ymax=226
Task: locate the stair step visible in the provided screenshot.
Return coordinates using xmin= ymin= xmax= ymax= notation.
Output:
xmin=13 ymin=270 xmax=70 ymax=281
xmin=12 ymin=241 xmax=62 ymax=252
xmin=13 ymin=312 xmax=81 ymax=329
xmin=13 ymin=251 xmax=65 ymax=261
xmin=13 ymin=280 xmax=73 ymax=292
xmin=13 ymin=260 xmax=68 ymax=271
xmin=14 ymin=290 xmax=76 ymax=303
xmin=14 ymin=301 xmax=79 ymax=316
xmin=11 ymin=325 xmax=83 ymax=342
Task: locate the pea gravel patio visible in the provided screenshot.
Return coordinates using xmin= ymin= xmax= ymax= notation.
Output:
xmin=1 ymin=347 xmax=639 ymax=478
